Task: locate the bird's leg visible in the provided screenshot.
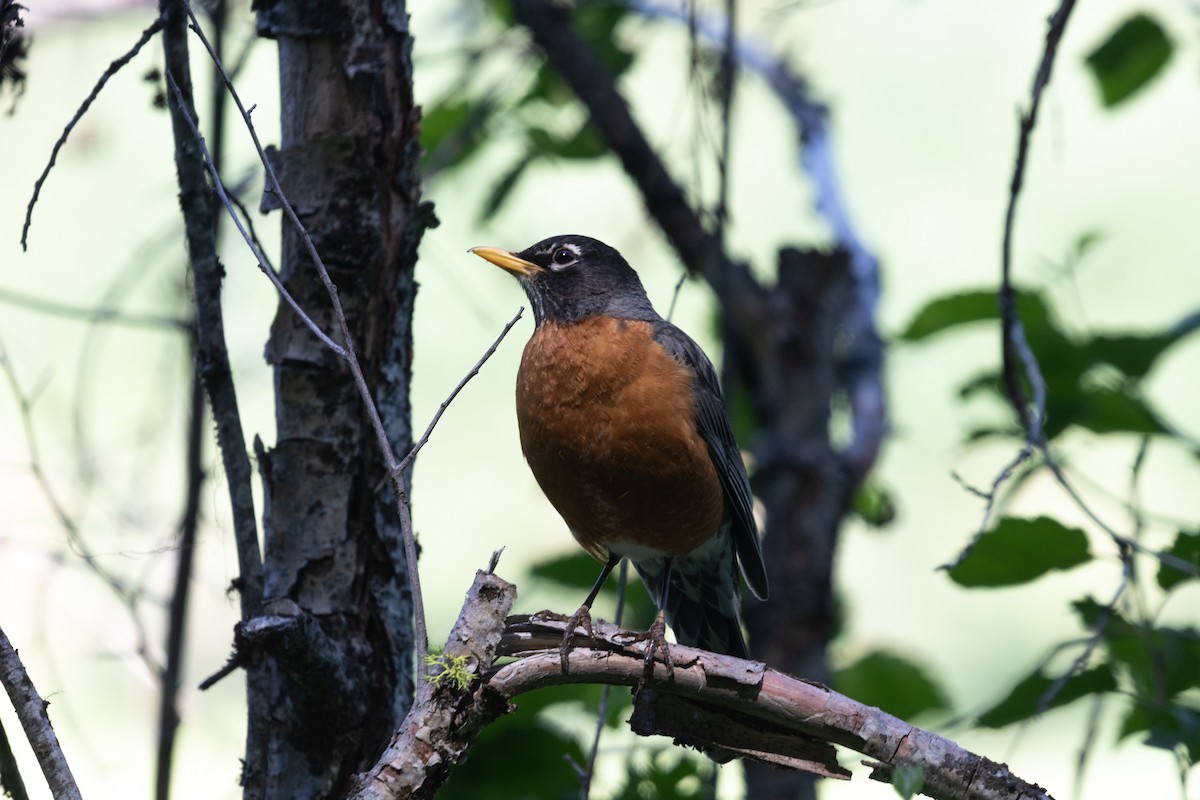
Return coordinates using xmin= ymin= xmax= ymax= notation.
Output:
xmin=560 ymin=552 xmax=620 ymax=673
xmin=642 ymin=558 xmax=675 ymax=680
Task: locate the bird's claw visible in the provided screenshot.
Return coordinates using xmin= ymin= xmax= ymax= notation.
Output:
xmin=558 ymin=604 xmax=594 ymax=673
xmin=640 ymin=612 xmax=674 ymax=681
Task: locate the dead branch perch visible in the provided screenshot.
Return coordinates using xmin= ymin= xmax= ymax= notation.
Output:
xmin=352 ymin=571 xmax=1054 ymax=800
xmin=0 ymin=623 xmax=82 ymax=800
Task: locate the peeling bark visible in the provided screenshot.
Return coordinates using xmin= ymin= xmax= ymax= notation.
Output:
xmin=353 ymin=584 xmax=1054 ymax=800
xmin=241 ymin=2 xmax=430 ymax=796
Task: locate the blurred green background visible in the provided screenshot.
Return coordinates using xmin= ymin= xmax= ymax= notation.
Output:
xmin=1 ymin=0 xmax=1198 ymax=797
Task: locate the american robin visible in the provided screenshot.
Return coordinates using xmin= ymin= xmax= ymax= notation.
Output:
xmin=471 ymin=235 xmax=768 ymax=667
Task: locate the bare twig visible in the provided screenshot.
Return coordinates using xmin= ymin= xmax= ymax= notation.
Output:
xmin=1040 ymin=562 xmax=1130 ymax=715
xmin=632 ymin=0 xmax=886 ymax=480
xmin=997 ymin=0 xmax=1075 ymax=438
xmin=155 ymin=344 xmax=206 ymax=800
xmin=0 ymin=334 xmax=150 ymax=628
xmin=0 ymin=623 xmax=83 ymax=800
xmin=21 ymin=14 xmax=164 ymax=250
xmin=713 ymin=0 xmax=735 ymax=250
xmin=395 ymin=307 xmax=524 ymax=477
xmin=575 ymin=558 xmax=630 ymax=800
xmin=0 ymin=288 xmax=190 ymax=331
xmin=163 ymin=73 xmax=343 ymax=356
xmin=940 ymin=442 xmax=1037 ymax=571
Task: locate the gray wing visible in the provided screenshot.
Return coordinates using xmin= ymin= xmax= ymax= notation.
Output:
xmin=653 ymin=321 xmax=768 ymax=600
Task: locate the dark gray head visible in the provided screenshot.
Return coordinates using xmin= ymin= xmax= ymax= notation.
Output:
xmin=470 ymin=234 xmax=659 ymax=325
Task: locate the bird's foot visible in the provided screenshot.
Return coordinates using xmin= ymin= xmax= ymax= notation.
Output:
xmin=558 ymin=603 xmax=595 ymax=674
xmin=639 ymin=611 xmax=674 ymax=681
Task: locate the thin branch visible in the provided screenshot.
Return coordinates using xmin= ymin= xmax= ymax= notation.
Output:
xmin=163 ymin=73 xmax=343 ymax=356
xmin=632 ymin=0 xmax=886 ymax=480
xmin=1040 ymin=561 xmax=1130 ymax=715
xmin=21 ymin=14 xmax=164 ymax=250
xmin=575 ymin=558 xmax=629 ymax=800
xmin=180 ymin=2 xmax=429 ymax=665
xmin=0 ymin=288 xmax=190 ymax=331
xmin=395 ymin=307 xmax=524 ymax=476
xmin=0 ymin=333 xmax=150 ymax=623
xmin=160 ymin=0 xmax=263 ymax=615
xmin=0 ymin=623 xmax=82 ymax=800
xmin=155 ymin=339 xmax=206 ymax=800
xmin=940 ymin=442 xmax=1037 ymax=571
xmin=713 ymin=0 xmax=735 ymax=250
xmin=998 ymin=0 xmax=1075 ymax=436
xmin=0 ymin=714 xmax=31 ymax=800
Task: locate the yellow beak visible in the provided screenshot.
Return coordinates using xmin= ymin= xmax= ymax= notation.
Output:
xmin=469 ymin=246 xmax=544 ymax=277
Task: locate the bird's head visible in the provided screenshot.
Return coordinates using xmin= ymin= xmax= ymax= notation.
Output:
xmin=470 ymin=234 xmax=657 ymax=325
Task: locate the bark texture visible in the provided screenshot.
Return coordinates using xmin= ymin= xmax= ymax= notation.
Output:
xmin=352 ymin=597 xmax=1055 ymax=800
xmin=241 ymin=2 xmax=430 ymax=796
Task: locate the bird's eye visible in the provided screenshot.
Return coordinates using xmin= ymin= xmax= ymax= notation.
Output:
xmin=552 ymin=248 xmax=574 ymax=266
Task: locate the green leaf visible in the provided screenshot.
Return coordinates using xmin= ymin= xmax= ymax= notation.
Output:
xmin=440 ymin=695 xmax=586 ymax=799
xmin=1157 ymin=530 xmax=1200 ymax=591
xmin=1120 ymin=702 xmax=1200 ymax=762
xmin=529 ymin=551 xmax=611 ymax=592
xmin=891 ymin=763 xmax=925 ymax=799
xmin=478 ymin=156 xmax=532 ymax=222
xmin=610 ymin=749 xmax=713 ymax=800
xmin=1071 ymin=385 xmax=1165 ymax=436
xmin=899 ymin=291 xmax=1000 ymax=341
xmin=573 ymin=1 xmax=636 ymax=77
xmin=1085 ymin=13 xmax=1173 ymax=108
xmin=1070 ymin=594 xmax=1123 ymax=633
xmin=836 ymin=650 xmax=949 ymax=721
xmin=851 ymin=482 xmax=897 ymax=529
xmin=1084 ymin=333 xmax=1179 ymax=379
xmin=978 ymin=665 xmax=1117 ymax=728
xmin=526 ymin=124 xmax=607 ymax=161
xmin=553 ymin=124 xmax=607 ymax=160
xmin=948 ymin=516 xmax=1091 ymax=588
xmin=420 ymin=96 xmax=493 ymax=174
xmin=1109 ymin=626 xmax=1200 ymax=697
xmin=900 ymin=290 xmax=1054 ymax=343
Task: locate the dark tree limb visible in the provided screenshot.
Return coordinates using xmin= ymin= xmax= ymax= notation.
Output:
xmin=0 ymin=623 xmax=82 ymax=800
xmin=350 ymin=577 xmax=1054 ymax=800
xmin=509 ymin=5 xmax=886 ymax=797
xmin=160 ymin=0 xmax=264 ymax=616
xmin=156 ymin=10 xmax=232 ymax=796
xmin=510 ymin=0 xmax=752 ymax=295
xmin=0 ymin=714 xmax=31 ymax=800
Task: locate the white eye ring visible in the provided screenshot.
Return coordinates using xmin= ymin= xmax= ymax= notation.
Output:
xmin=548 ymin=243 xmax=581 ymax=270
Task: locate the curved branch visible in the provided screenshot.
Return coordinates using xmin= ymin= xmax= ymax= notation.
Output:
xmin=353 ymin=572 xmax=1054 ymax=800
xmin=495 ymin=618 xmax=1053 ymax=800
xmin=21 ymin=14 xmax=164 ymax=250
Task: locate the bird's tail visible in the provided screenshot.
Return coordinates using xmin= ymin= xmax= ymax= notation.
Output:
xmin=632 ymin=529 xmax=749 ymax=658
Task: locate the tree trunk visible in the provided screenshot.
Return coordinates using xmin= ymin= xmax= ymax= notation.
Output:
xmin=740 ymin=247 xmax=856 ymax=800
xmin=242 ymin=2 xmax=429 ymax=796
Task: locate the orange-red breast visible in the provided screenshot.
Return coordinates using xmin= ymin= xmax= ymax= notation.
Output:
xmin=472 ymin=235 xmax=767 ymax=657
